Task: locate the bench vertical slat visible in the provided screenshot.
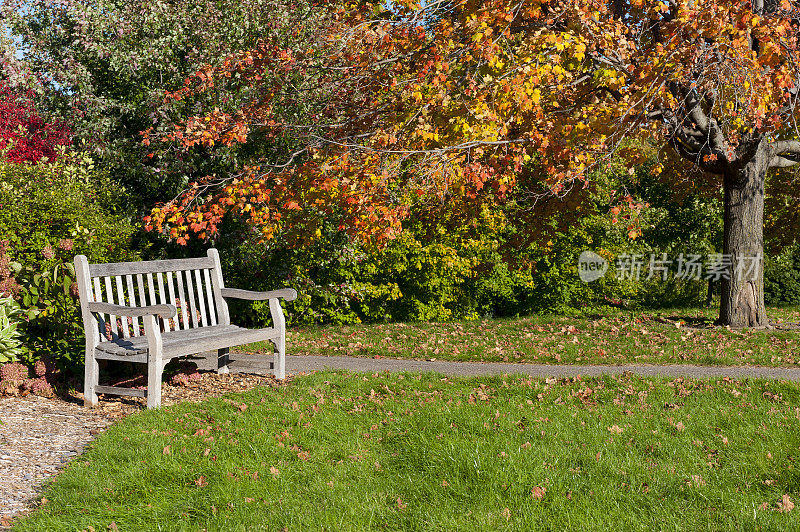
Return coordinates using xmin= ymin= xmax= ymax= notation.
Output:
xmin=92 ymin=277 xmax=107 ymax=341
xmin=146 ymin=273 xmax=157 ymax=309
xmin=156 ymin=273 xmax=172 ymax=332
xmin=115 ymin=276 xmax=130 ymax=338
xmin=194 ymin=269 xmax=208 ymax=327
xmin=184 ymin=269 xmax=199 ymax=328
xmin=125 ymin=274 xmax=140 ymax=337
xmin=137 ymin=274 xmax=150 ymax=334
xmin=175 ymin=270 xmax=189 ymax=330
xmin=203 ymin=269 xmax=217 ymax=326
xmin=166 ymin=271 xmax=180 ymax=331
xmin=103 ymin=276 xmax=118 ymax=340
xmin=207 ymin=249 xmax=230 ymax=326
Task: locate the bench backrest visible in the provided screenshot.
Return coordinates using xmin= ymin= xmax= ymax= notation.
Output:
xmin=75 ymin=249 xmax=231 ymax=343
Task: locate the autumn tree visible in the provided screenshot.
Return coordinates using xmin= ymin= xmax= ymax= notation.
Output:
xmin=0 ymin=79 xmax=70 ymax=163
xmin=2 ymin=0 xmax=323 ymax=211
xmin=146 ymin=0 xmax=800 ymax=328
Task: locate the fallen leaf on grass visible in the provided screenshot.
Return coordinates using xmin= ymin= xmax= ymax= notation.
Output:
xmin=689 ymin=475 xmax=706 ymax=487
xmin=531 ymin=486 xmax=546 ymax=500
xmin=397 ymin=497 xmax=407 ymax=510
xmin=779 ymin=494 xmax=795 ymax=513
xmin=501 ymin=507 xmax=511 ymax=521
xmin=163 ymin=446 xmax=171 ymax=455
xmin=194 ymin=476 xmax=207 ymax=487
xmin=270 ymin=466 xmax=280 ymax=476
xmin=608 ymin=425 xmax=623 ymax=434
xmin=675 ymin=422 xmax=685 ymax=432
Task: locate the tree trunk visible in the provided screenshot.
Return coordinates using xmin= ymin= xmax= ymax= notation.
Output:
xmin=719 ymin=150 xmax=768 ymax=328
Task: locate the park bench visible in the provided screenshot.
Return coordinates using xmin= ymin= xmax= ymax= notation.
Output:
xmin=74 ymin=249 xmax=296 ymax=408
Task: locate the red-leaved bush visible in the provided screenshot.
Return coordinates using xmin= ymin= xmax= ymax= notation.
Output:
xmin=0 ymin=81 xmax=70 ymax=163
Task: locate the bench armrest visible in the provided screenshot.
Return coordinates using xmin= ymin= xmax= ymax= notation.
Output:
xmin=86 ymin=302 xmax=177 ymax=319
xmin=220 ymin=287 xmax=297 ymax=302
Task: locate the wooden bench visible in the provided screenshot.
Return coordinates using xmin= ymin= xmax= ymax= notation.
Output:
xmin=74 ymin=249 xmax=296 ymax=408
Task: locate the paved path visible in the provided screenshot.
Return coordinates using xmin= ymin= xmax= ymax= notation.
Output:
xmin=210 ymin=353 xmax=800 ymax=381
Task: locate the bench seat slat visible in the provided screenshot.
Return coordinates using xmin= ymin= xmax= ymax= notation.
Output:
xmin=94 ymin=324 xmax=280 ymax=360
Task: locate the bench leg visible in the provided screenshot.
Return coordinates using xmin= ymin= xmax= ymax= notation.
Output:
xmin=144 ymin=315 xmax=164 ymax=409
xmin=269 ymin=298 xmax=286 ymax=380
xmin=273 ymin=335 xmax=285 ymax=380
xmin=147 ymin=357 xmax=163 ymax=409
xmin=217 ymin=348 xmax=230 ymax=374
xmin=84 ymin=350 xmax=99 ymax=407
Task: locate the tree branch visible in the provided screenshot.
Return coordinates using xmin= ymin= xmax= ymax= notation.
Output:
xmin=769 ymin=140 xmax=800 ymax=169
xmin=770 ymin=155 xmax=800 ymax=169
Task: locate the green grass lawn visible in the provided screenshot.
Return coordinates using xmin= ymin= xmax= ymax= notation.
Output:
xmin=15 ymin=371 xmax=800 ymax=531
xmin=243 ymin=306 xmax=800 ymax=367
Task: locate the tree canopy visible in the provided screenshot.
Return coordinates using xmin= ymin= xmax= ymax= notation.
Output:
xmin=2 ymin=0 xmax=322 ymax=210
xmin=126 ymin=0 xmax=800 ymax=325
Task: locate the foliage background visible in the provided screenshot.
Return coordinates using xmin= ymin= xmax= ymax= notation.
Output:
xmin=0 ymin=1 xmax=799 ymax=378
xmin=0 ymin=154 xmax=137 ymax=372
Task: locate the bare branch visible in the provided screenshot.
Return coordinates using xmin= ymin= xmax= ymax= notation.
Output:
xmin=770 ymin=155 xmax=800 ymax=169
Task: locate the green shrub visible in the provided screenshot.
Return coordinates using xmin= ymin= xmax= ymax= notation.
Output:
xmin=0 ymin=153 xmax=139 ymax=375
xmin=765 ymin=245 xmax=800 ymax=306
xmin=214 ymin=197 xmax=656 ymax=326
xmin=0 ymin=296 xmax=25 ymax=362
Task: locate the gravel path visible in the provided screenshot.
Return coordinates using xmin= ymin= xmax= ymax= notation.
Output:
xmin=0 ymin=396 xmax=114 ymax=527
xmin=223 ymin=353 xmax=800 ymax=381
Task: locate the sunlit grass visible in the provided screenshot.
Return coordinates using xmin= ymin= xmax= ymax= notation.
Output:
xmin=15 ymin=371 xmax=800 ymax=531
xmin=240 ymin=306 xmax=800 ymax=367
